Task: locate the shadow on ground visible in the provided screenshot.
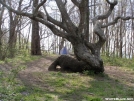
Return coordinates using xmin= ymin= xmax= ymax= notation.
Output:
xmin=17 ymin=56 xmax=134 ymax=101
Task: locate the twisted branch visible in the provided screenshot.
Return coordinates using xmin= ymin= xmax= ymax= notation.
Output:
xmin=92 ymin=0 xmax=117 ymax=24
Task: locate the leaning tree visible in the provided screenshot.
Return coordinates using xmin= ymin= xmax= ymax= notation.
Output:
xmin=0 ymin=0 xmax=133 ymax=72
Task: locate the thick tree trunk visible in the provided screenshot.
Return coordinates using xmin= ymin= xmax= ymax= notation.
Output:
xmin=48 ymin=45 xmax=104 ymax=73
xmin=72 ymin=41 xmax=104 ymax=73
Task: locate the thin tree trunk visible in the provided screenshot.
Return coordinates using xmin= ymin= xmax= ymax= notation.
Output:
xmin=8 ymin=11 xmax=17 ymax=58
xmin=31 ymin=20 xmax=41 ymax=55
xmin=31 ymin=0 xmax=41 ymax=55
xmin=0 ymin=4 xmax=4 ymax=60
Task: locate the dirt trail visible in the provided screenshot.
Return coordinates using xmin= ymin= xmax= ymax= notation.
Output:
xmin=19 ymin=57 xmax=134 ymax=87
xmin=16 ymin=57 xmax=55 ymax=87
xmin=1 ymin=56 xmax=134 ymax=87
xmin=105 ymin=66 xmax=134 ymax=86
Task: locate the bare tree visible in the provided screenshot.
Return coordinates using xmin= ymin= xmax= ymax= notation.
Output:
xmin=31 ymin=0 xmax=41 ymax=55
xmin=7 ymin=0 xmax=23 ymax=58
xmin=0 ymin=0 xmax=134 ymax=72
xmin=0 ymin=2 xmax=5 ymax=60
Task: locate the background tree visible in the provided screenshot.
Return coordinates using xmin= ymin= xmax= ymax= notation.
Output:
xmin=7 ymin=0 xmax=23 ymax=58
xmin=31 ymin=0 xmax=42 ymax=55
xmin=0 ymin=2 xmax=5 ymax=60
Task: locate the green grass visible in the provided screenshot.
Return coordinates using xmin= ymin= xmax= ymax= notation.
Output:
xmin=0 ymin=55 xmax=134 ymax=101
xmin=4 ymin=55 xmax=40 ymax=64
xmin=0 ymin=54 xmax=41 ymax=101
xmin=18 ymin=71 xmax=133 ymax=101
xmin=0 ymin=72 xmax=134 ymax=101
xmin=102 ymin=55 xmax=134 ymax=71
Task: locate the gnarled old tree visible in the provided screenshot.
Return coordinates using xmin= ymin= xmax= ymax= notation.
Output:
xmin=0 ymin=0 xmax=134 ymax=73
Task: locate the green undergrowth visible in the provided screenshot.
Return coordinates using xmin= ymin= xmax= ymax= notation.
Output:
xmin=0 ymin=54 xmax=41 ymax=101
xmin=5 ymin=55 xmax=40 ymax=65
xmin=0 ymin=54 xmax=134 ymax=101
xmin=102 ymin=55 xmax=134 ymax=71
xmin=0 ymin=70 xmax=134 ymax=101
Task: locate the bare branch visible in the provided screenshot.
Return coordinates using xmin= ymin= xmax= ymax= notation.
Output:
xmin=0 ymin=0 xmax=68 ymax=38
xmin=84 ymin=22 xmax=106 ymax=56
xmin=71 ymin=0 xmax=79 ymax=7
xmin=43 ymin=5 xmax=68 ymax=32
xmin=106 ymin=0 xmax=117 ymax=5
xmin=37 ymin=11 xmax=47 ymax=19
xmin=21 ymin=0 xmax=32 ymax=12
xmin=92 ymin=0 xmax=117 ymax=24
xmin=68 ymin=5 xmax=75 ymax=17
xmin=55 ymin=0 xmax=77 ymax=33
xmin=0 ymin=3 xmax=4 ymax=20
xmin=0 ymin=0 xmax=33 ymax=18
xmin=18 ymin=0 xmax=23 ymax=11
xmin=35 ymin=17 xmax=68 ymax=38
xmin=33 ymin=0 xmax=47 ymax=16
xmin=102 ymin=16 xmax=134 ymax=28
xmin=93 ymin=22 xmax=106 ymax=44
xmin=63 ymin=0 xmax=67 ymax=6
xmin=77 ymin=0 xmax=89 ymax=39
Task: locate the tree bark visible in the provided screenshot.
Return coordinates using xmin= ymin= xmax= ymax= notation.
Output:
xmin=8 ymin=11 xmax=17 ymax=58
xmin=31 ymin=0 xmax=41 ymax=55
xmin=7 ymin=0 xmax=23 ymax=58
xmin=31 ymin=20 xmax=41 ymax=55
xmin=0 ymin=4 xmax=4 ymax=60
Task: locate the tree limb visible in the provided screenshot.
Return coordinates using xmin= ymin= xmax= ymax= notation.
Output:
xmin=89 ymin=0 xmax=116 ymax=54
xmin=21 ymin=0 xmax=32 ymax=12
xmin=0 ymin=0 xmax=67 ymax=38
xmin=94 ymin=22 xmax=106 ymax=50
xmin=63 ymin=0 xmax=67 ymax=6
xmin=0 ymin=0 xmax=33 ymax=18
xmin=68 ymin=5 xmax=75 ymax=15
xmin=35 ymin=17 xmax=67 ymax=38
xmin=33 ymin=0 xmax=47 ymax=16
xmin=92 ymin=0 xmax=117 ymax=24
xmin=84 ymin=40 xmax=95 ymax=53
xmin=85 ymin=22 xmax=106 ymax=56
xmin=78 ymin=0 xmax=89 ymax=39
xmin=71 ymin=0 xmax=79 ymax=7
xmin=102 ymin=16 xmax=134 ymax=28
xmin=94 ymin=22 xmax=106 ymax=41
xmin=43 ymin=5 xmax=69 ymax=32
xmin=106 ymin=0 xmax=117 ymax=5
xmin=55 ymin=0 xmax=77 ymax=33
xmin=18 ymin=0 xmax=23 ymax=11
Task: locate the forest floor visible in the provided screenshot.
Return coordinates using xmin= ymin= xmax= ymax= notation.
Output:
xmin=0 ymin=55 xmax=134 ymax=101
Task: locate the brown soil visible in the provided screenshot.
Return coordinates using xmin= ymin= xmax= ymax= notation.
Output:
xmin=1 ymin=56 xmax=134 ymax=88
xmin=105 ymin=66 xmax=134 ymax=87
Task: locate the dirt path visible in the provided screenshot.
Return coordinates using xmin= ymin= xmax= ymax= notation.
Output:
xmin=1 ymin=56 xmax=134 ymax=88
xmin=105 ymin=66 xmax=134 ymax=87
xmin=17 ymin=57 xmax=134 ymax=87
xmin=17 ymin=56 xmax=55 ymax=87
